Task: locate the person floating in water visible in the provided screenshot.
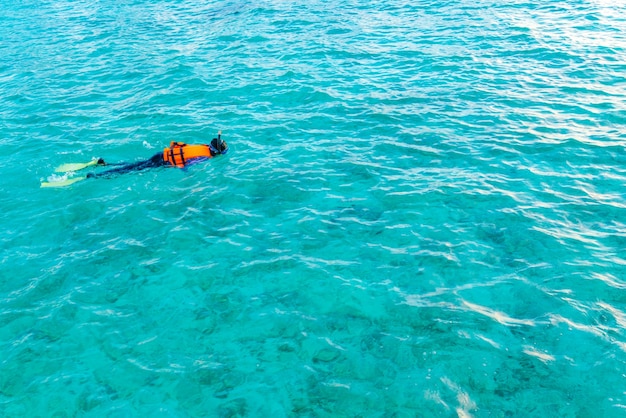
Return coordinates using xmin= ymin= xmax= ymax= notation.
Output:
xmin=41 ymin=132 xmax=228 ymax=188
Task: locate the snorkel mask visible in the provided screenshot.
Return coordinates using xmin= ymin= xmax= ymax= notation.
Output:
xmin=209 ymin=131 xmax=229 ymax=155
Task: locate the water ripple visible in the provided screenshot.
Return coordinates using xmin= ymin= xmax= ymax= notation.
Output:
xmin=1 ymin=0 xmax=626 ymax=416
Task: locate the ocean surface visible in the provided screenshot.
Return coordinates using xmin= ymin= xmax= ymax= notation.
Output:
xmin=1 ymin=0 xmax=626 ymax=416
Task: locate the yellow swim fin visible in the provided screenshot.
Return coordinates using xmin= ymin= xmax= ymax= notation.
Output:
xmin=54 ymin=158 xmax=99 ymax=173
xmin=41 ymin=176 xmax=87 ymax=188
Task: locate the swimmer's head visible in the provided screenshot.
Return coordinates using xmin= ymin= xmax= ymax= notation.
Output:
xmin=209 ymin=135 xmax=228 ymax=156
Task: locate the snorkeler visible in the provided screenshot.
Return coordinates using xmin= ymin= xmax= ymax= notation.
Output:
xmin=41 ymin=132 xmax=228 ymax=188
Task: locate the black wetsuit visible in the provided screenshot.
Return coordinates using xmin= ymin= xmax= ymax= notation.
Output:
xmin=87 ymin=153 xmax=167 ymax=178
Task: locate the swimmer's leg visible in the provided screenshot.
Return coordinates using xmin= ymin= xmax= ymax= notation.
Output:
xmin=88 ymin=153 xmax=165 ymax=179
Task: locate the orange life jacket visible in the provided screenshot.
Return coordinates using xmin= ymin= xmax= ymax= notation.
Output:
xmin=163 ymin=142 xmax=213 ymax=168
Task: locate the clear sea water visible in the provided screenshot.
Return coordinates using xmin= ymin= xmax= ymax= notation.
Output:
xmin=1 ymin=0 xmax=626 ymax=416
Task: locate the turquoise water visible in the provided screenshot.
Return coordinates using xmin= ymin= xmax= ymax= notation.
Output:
xmin=2 ymin=0 xmax=626 ymax=416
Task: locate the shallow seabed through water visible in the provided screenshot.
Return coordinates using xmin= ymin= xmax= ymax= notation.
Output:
xmin=1 ymin=0 xmax=626 ymax=416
